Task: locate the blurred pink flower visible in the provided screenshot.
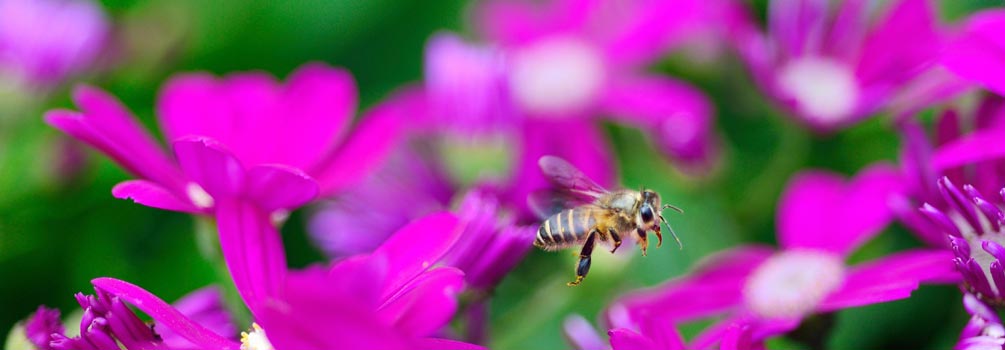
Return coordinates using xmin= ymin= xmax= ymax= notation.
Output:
xmin=420 ymin=0 xmax=728 ymax=218
xmin=44 ymin=62 xmax=402 ymax=216
xmin=611 ymin=166 xmax=957 ymax=339
xmin=732 ymin=0 xmax=962 ymax=131
xmin=0 ymin=0 xmax=108 ymax=87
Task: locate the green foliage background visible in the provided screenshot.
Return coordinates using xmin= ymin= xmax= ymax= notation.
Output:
xmin=0 ymin=1 xmax=996 ymax=349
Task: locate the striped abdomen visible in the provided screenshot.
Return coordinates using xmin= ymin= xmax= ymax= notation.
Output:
xmin=535 ymin=207 xmax=598 ymax=250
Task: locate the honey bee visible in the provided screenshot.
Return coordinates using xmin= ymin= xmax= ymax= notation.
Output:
xmin=530 ymin=155 xmax=683 ymax=286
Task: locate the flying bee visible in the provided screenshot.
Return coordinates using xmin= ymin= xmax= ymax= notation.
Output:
xmin=529 ymin=155 xmax=683 ymax=286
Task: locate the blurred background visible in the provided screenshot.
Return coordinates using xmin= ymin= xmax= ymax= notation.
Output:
xmin=0 ymin=0 xmax=998 ymax=349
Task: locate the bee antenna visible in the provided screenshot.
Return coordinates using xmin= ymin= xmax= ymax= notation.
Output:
xmin=662 ymin=204 xmax=684 ymax=214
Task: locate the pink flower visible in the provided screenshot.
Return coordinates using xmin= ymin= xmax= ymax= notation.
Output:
xmin=611 ymin=166 xmax=958 ymax=339
xmin=44 ymin=62 xmax=402 ymax=216
xmin=420 ymin=0 xmax=728 ymax=218
xmin=894 ymin=93 xmax=1005 ymax=247
xmin=733 ymin=0 xmax=963 ymax=131
xmin=38 ymin=213 xmax=481 ymax=350
xmin=0 ymin=0 xmax=108 ymax=87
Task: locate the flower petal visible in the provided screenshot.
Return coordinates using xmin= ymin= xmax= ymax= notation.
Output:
xmin=942 ymin=10 xmax=1005 ymax=97
xmin=111 ymin=180 xmax=200 ymax=213
xmin=272 ymin=63 xmax=358 ymax=169
xmin=600 ymin=75 xmax=717 ymax=170
xmin=311 ymin=100 xmax=405 ymax=196
xmin=159 ymin=286 xmax=238 ymax=348
xmin=245 ymin=164 xmax=319 ymax=212
xmin=616 ymin=246 xmax=774 ymax=323
xmin=564 ymin=314 xmax=607 ymax=350
xmin=933 ymin=130 xmax=1005 ymax=172
xmin=818 ymin=249 xmax=957 ymax=311
xmin=608 ymin=329 xmax=658 ymax=350
xmin=44 ymin=87 xmax=185 ymax=191
xmin=768 ymin=0 xmax=829 ymax=57
xmin=377 ymin=267 xmax=465 ymax=337
xmin=855 ymin=0 xmax=942 ymax=87
xmin=372 ymin=212 xmax=462 ymax=300
xmin=261 ymin=292 xmax=411 ymax=350
xmin=601 ymin=0 xmax=704 ymax=66
xmin=475 ymin=0 xmax=549 ymax=46
xmin=415 ymin=338 xmax=486 ymax=350
xmin=173 ymin=137 xmax=245 ymax=200
xmin=777 ymin=165 xmax=902 ymax=256
xmin=215 ymin=199 xmax=286 ymax=317
xmin=90 ymin=278 xmax=240 ymax=350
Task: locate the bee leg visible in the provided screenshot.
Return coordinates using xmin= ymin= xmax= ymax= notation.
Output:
xmin=653 ymin=222 xmax=663 ymax=248
xmin=659 ymin=214 xmax=683 ymax=250
xmin=608 ymin=228 xmax=622 ymax=254
xmin=636 ymin=228 xmax=649 ymax=256
xmin=568 ymin=231 xmax=597 ymax=286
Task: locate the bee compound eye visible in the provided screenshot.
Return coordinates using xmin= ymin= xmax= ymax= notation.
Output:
xmin=640 ymin=206 xmax=654 ymax=222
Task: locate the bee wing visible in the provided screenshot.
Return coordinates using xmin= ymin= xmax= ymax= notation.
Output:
xmin=527 ymin=189 xmax=597 ymax=220
xmin=538 ymin=155 xmax=608 ymax=199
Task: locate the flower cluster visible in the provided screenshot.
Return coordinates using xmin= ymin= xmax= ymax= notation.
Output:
xmin=6 ymin=0 xmax=1005 ymax=349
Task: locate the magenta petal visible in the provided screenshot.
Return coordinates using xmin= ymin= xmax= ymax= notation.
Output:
xmin=618 ymin=247 xmax=774 ymax=323
xmin=45 ymin=91 xmax=184 ymax=191
xmin=819 ymin=249 xmax=957 ymax=311
xmin=157 ymin=73 xmax=232 ymax=145
xmin=312 ymin=102 xmax=404 ymax=196
xmin=855 ymin=0 xmax=941 ymax=87
xmin=378 ymin=267 xmax=464 ymax=337
xmin=159 ymin=286 xmax=238 ymax=348
xmin=112 ymin=180 xmax=200 ymax=213
xmin=475 ymin=0 xmax=547 ymax=46
xmin=564 ymin=315 xmax=607 ymax=350
xmin=777 ymin=165 xmax=902 ymax=256
xmin=372 ymin=212 xmax=461 ymax=300
xmin=609 ymin=329 xmax=658 ymax=350
xmin=90 ymin=278 xmax=240 ymax=350
xmin=272 ymin=63 xmax=358 ymax=169
xmin=600 ymin=75 xmax=716 ymax=168
xmin=215 ymin=199 xmax=286 ymax=317
xmin=601 ymin=0 xmax=702 ymax=66
xmin=933 ymin=130 xmax=1005 ymax=172
xmin=942 ymin=10 xmax=1005 ymax=96
xmin=416 ymin=338 xmax=486 ymax=350
xmin=173 ymin=137 xmax=246 ymax=200
xmin=768 ymin=0 xmax=829 ymax=57
xmin=260 ymin=289 xmax=411 ymax=350
xmin=245 ymin=164 xmax=319 ymax=212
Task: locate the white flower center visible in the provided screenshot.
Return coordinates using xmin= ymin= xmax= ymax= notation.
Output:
xmin=743 ymin=249 xmax=845 ymax=319
xmin=186 ymin=183 xmax=214 ymax=209
xmin=240 ymin=323 xmax=274 ymax=350
xmin=508 ymin=36 xmax=605 ymax=116
xmin=777 ymin=57 xmax=859 ymax=124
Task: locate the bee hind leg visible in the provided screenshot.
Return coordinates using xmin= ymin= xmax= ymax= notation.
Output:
xmin=608 ymin=228 xmax=622 ymax=254
xmin=568 ymin=231 xmax=597 ymax=286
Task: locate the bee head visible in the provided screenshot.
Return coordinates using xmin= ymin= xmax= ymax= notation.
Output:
xmin=639 ymin=190 xmax=660 ymax=225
